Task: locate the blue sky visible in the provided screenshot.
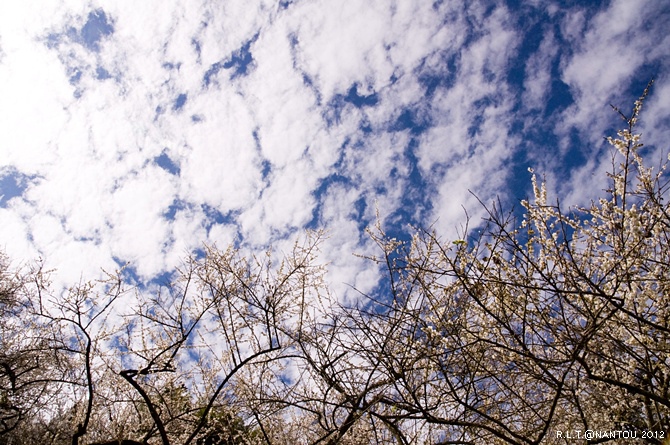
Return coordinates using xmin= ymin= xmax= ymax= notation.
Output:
xmin=0 ymin=0 xmax=669 ymax=298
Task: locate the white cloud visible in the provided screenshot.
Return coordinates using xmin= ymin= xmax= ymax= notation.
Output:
xmin=0 ymin=0 xmax=667 ymax=299
xmin=288 ymin=2 xmax=394 ymax=100
xmin=412 ymin=4 xmax=520 ymax=236
xmin=523 ymin=29 xmax=557 ymax=111
xmin=0 ymin=206 xmax=36 ymax=261
xmin=179 ymin=91 xmax=261 ymax=212
xmin=0 ymin=39 xmax=72 ymax=172
xmin=560 ymin=0 xmax=668 ymax=133
xmin=552 ymin=0 xmax=670 ymax=206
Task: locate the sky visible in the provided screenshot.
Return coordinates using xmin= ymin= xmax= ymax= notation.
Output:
xmin=0 ymin=0 xmax=669 ymax=299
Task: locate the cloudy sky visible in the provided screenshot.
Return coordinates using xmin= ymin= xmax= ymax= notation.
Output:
xmin=1 ymin=0 xmax=669 ymax=297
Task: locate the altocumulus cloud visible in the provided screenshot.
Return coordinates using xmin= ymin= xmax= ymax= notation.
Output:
xmin=0 ymin=0 xmax=669 ymax=298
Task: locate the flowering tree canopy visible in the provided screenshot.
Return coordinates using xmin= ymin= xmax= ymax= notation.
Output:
xmin=1 ymin=84 xmax=668 ymax=445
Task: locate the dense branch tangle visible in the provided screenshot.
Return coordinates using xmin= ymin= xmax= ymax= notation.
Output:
xmin=1 ymin=85 xmax=668 ymax=444
xmin=112 ymin=232 xmax=327 ymax=445
xmin=357 ymin=81 xmax=669 ymax=444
